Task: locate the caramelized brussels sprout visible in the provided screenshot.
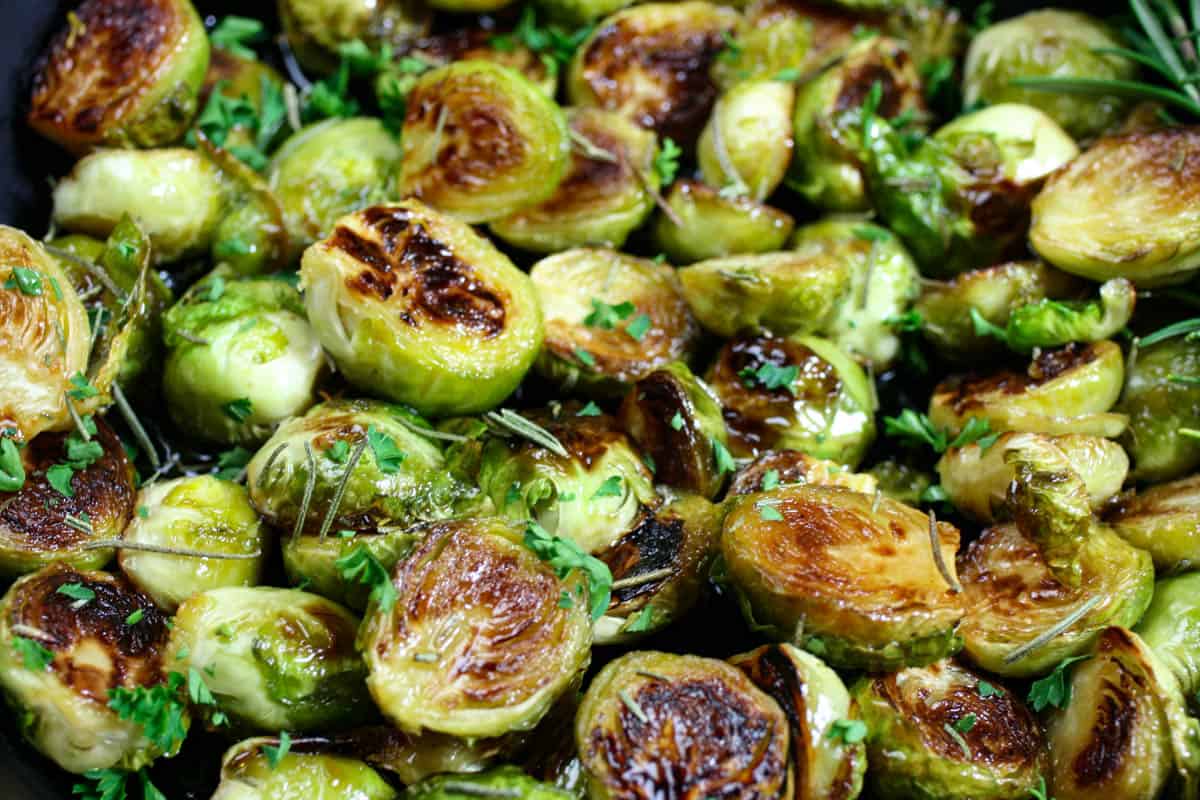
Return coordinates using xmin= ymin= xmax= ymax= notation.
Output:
xmin=406 ymin=765 xmax=571 ymax=799
xmin=530 ymin=249 xmax=699 ymax=396
xmin=1116 ymin=336 xmax=1200 ymax=482
xmin=1135 ymin=572 xmax=1200 ymax=701
xmin=963 ymin=10 xmax=1137 ymax=139
xmin=1108 ymin=475 xmax=1200 ymax=575
xmin=651 ymin=180 xmax=795 ymax=265
xmin=618 ymin=362 xmax=729 ymax=500
xmin=212 ymin=737 xmax=397 ymax=800
xmin=0 ymin=564 xmax=177 ymax=773
xmin=301 ymin=202 xmax=544 ymax=416
xmin=710 ymin=0 xmax=858 ymax=89
xmin=867 ymin=458 xmax=934 ymax=507
xmin=360 ymin=518 xmax=592 ymax=738
xmin=707 ymin=334 xmax=877 ymax=465
xmin=928 ymin=341 xmax=1127 ymax=438
xmin=282 ymin=530 xmax=419 ymax=611
xmin=730 ymin=643 xmax=867 ymax=800
xmin=163 ymin=272 xmax=325 ymax=446
xmin=722 ymin=484 xmax=965 ymax=670
xmin=728 ymin=449 xmax=878 ymax=496
xmin=393 ymin=28 xmax=557 ymax=98
xmin=575 ymin=651 xmax=791 ymax=799
xmin=398 ymin=61 xmax=569 ymax=224
xmin=167 ymin=587 xmax=373 ymax=732
xmin=491 ymin=109 xmax=657 ymax=253
xmin=852 ymin=660 xmax=1048 ymax=800
xmin=1031 ymin=129 xmax=1200 ymax=285
xmin=567 ymin=2 xmax=739 ymax=144
xmin=697 ymin=80 xmax=794 ymax=200
xmin=28 ymin=0 xmax=209 ymax=153
xmin=278 ymin=0 xmax=431 ymax=75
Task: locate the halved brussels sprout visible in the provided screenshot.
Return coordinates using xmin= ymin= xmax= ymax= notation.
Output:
xmin=406 ymin=765 xmax=571 ymax=799
xmin=167 ymin=587 xmax=373 ymax=732
xmin=618 ymin=361 xmax=729 ymax=500
xmin=0 ymin=564 xmax=177 ymax=773
xmin=1135 ymin=572 xmax=1200 ymax=702
xmin=722 ymin=484 xmax=965 ymax=670
xmin=938 ymin=432 xmax=1128 ymax=524
xmin=710 ymin=0 xmax=858 ymax=89
xmin=27 ymin=0 xmax=209 ymax=153
xmin=212 ymin=737 xmax=397 ymax=800
xmin=852 ymin=660 xmax=1047 ymax=800
xmin=697 ymin=80 xmax=794 ymax=201
xmin=730 ymin=643 xmax=867 ymax=800
xmin=957 ymin=523 xmax=1154 ymax=678
xmin=0 ymin=227 xmax=91 ymax=442
xmin=268 ymin=118 xmax=403 ymax=260
xmin=1108 ymin=475 xmax=1200 ymax=575
xmin=282 ymin=530 xmax=420 ymax=612
xmin=1031 ymin=129 xmax=1200 ymax=285
xmin=707 ymin=334 xmax=877 ymax=466
xmin=867 ymin=459 xmax=934 ymax=507
xmin=530 ymin=249 xmax=699 ymax=397
xmin=928 ymin=341 xmax=1127 ymax=438
xmin=963 ymin=10 xmax=1137 ymax=140
xmin=398 ymin=61 xmax=569 ymax=224
xmin=935 ymin=104 xmax=1080 ymax=187
xmin=0 ymin=417 xmax=135 ymax=577
xmin=301 ymin=202 xmax=544 ymax=416
xmin=567 ymin=2 xmax=739 ymax=144
xmin=575 ymin=651 xmax=791 ymax=799
xmin=651 ymin=180 xmax=796 ymax=265
xmin=881 ymin=1 xmax=966 ymax=69
xmin=163 ymin=272 xmax=325 ymax=446
xmin=279 ymin=0 xmax=431 ymax=75
xmin=395 ymin=28 xmax=557 ymax=98
xmin=327 ymin=724 xmax=523 ymax=785
xmin=360 ymin=517 xmax=592 ymax=739
xmin=790 ymin=36 xmax=927 ymax=212
xmin=118 ymin=476 xmax=266 ymax=612
xmin=1116 ymin=336 xmax=1200 ymax=482
xmin=490 ymin=108 xmax=657 ymax=253
xmin=728 ymin=449 xmax=878 ymax=496
xmin=1045 ymin=627 xmax=1200 ymax=800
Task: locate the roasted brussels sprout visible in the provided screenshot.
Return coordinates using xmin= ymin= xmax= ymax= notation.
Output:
xmin=278 ymin=0 xmax=431 ymax=75
xmin=928 ymin=341 xmax=1127 ymax=438
xmin=957 ymin=523 xmax=1154 ymax=678
xmin=722 ymin=484 xmax=965 ymax=670
xmin=651 ymin=180 xmax=795 ymax=265
xmin=359 ymin=518 xmax=592 ymax=738
xmin=490 ymin=109 xmax=657 ymax=253
xmin=212 ymin=737 xmax=397 ymax=800
xmin=163 ymin=272 xmax=325 ymax=446
xmin=0 ymin=564 xmax=177 ymax=773
xmin=398 ymin=61 xmax=569 ymax=224
xmin=993 ymin=278 xmax=1136 ymax=354
xmin=867 ymin=458 xmax=934 ymax=507
xmin=406 ymin=765 xmax=571 ymax=799
xmin=1031 ymin=129 xmax=1200 ymax=285
xmin=730 ymin=643 xmax=867 ymax=800
xmin=27 ymin=0 xmax=209 ymax=153
xmin=529 ymin=249 xmax=699 ymax=396
xmin=1135 ymin=572 xmax=1200 ymax=701
xmin=391 ymin=27 xmax=557 ymax=98
xmin=575 ymin=651 xmax=791 ymax=799
xmin=200 ymin=138 xmax=292 ymax=277
xmin=728 ymin=449 xmax=878 ymax=496
xmin=167 ymin=587 xmax=373 ymax=732
xmin=1108 ymin=475 xmax=1200 ymax=575
xmin=300 ymin=202 xmax=544 ymax=416
xmin=707 ymin=334 xmax=877 ymax=465
xmin=618 ymin=362 xmax=729 ymax=500
xmin=1116 ymin=336 xmax=1200 ymax=482
xmin=963 ymin=10 xmax=1137 ymax=139
xmin=852 ymin=660 xmax=1047 ymax=800
xmin=567 ymin=2 xmax=739 ymax=144
xmin=710 ymin=0 xmax=858 ymax=89
xmin=697 ymin=80 xmax=794 ymax=201
xmin=281 ymin=530 xmax=419 ymax=611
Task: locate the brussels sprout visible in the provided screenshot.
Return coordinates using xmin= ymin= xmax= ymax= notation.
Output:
xmin=791 ymin=218 xmax=921 ymax=367
xmin=722 ymin=484 xmax=965 ymax=670
xmin=198 ymin=49 xmax=289 ymax=156
xmin=268 ymin=118 xmax=403 ymax=260
xmin=406 ymin=765 xmax=571 ymax=799
xmin=938 ymin=432 xmax=1128 ymax=525
xmin=790 ymin=36 xmax=927 ymax=212
xmin=852 ymin=660 xmax=1047 ymax=800
xmin=282 ymin=530 xmax=419 ymax=611
xmin=490 ymin=109 xmax=657 ymax=253
xmin=394 ymin=28 xmax=557 ymax=98
xmin=963 ymin=10 xmax=1137 ymax=140
xmin=928 ymin=341 xmax=1127 ymax=438
xmin=278 ymin=0 xmax=431 ymax=75
xmin=867 ymin=458 xmax=934 ymax=507
xmin=730 ymin=643 xmax=867 ymax=800
xmin=618 ymin=361 xmax=729 ymax=500
xmin=996 ymin=278 xmax=1135 ymax=354
xmin=707 ymin=334 xmax=877 ymax=465
xmin=728 ymin=449 xmax=878 ymax=496
xmin=212 ymin=737 xmax=397 ymax=800
xmin=957 ymin=523 xmax=1154 ymax=678
xmin=0 ymin=228 xmax=91 ymax=442
xmin=1045 ymin=627 xmax=1200 ymax=800
xmin=27 ymin=0 xmax=209 ymax=154
xmin=567 ymin=2 xmax=739 ymax=144
xmin=0 ymin=417 xmax=135 ymax=577
xmin=651 ymin=180 xmax=795 ymax=265
xmin=167 ymin=587 xmax=373 ymax=732
xmin=333 ymin=724 xmax=521 ymax=785
xmin=881 ymin=1 xmax=966 ymax=69
xmin=163 ymin=272 xmax=324 ymax=446
xmin=575 ymin=651 xmax=791 ymax=799
xmin=360 ymin=518 xmax=592 ymax=738
xmin=697 ymin=80 xmax=794 ymax=201
xmin=529 ymin=249 xmax=699 ymax=397
xmin=710 ymin=0 xmax=859 ymax=89
xmin=1108 ymin=475 xmax=1200 ymax=575
xmin=1135 ymin=573 xmax=1200 ymax=701
xmin=935 ymin=104 xmax=1081 ymax=186
xmin=1031 ymin=129 xmax=1200 ymax=285
xmin=300 ymin=202 xmax=544 ymax=416
xmin=1117 ymin=336 xmax=1200 ymax=482
xmin=200 ymin=138 xmax=292 ymax=277
xmin=398 ymin=62 xmax=569 ymax=224
xmin=0 ymin=564 xmax=178 ymax=773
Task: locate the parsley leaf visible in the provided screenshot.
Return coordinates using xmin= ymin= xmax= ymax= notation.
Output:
xmin=624 ymin=605 xmax=655 ymax=632
xmin=592 ymin=475 xmax=624 ymax=499
xmin=826 ymin=718 xmax=868 ymax=744
xmin=215 ymin=446 xmax=252 ymax=480
xmin=717 ymin=30 xmax=742 ymax=63
xmin=57 ymin=583 xmax=95 ymax=609
xmin=625 ymin=313 xmax=651 ymax=342
xmin=107 ymin=672 xmax=189 ymax=754
xmin=654 ymin=137 xmax=682 ymax=185
xmin=977 ymin=680 xmax=1001 ymax=698
xmin=584 ymin=298 xmax=635 ymax=330
xmin=47 ymin=463 xmax=76 ymax=497
xmin=210 ymin=16 xmax=266 ymax=59
xmin=713 ymin=438 xmax=735 ymax=475
xmin=577 ymin=401 xmax=602 ymax=417
xmin=761 ymin=468 xmax=780 ymax=491
xmin=739 ymin=362 xmax=799 ymax=393
xmin=262 ymin=731 xmax=292 ymax=769
xmin=304 ymin=60 xmax=360 ymax=121
xmin=367 ymin=426 xmax=406 ymax=473
xmin=67 ymin=372 xmax=99 ymax=400
xmin=1028 ymin=655 xmax=1090 ymax=712
xmin=72 ymin=768 xmax=129 ymax=800
xmin=574 ymin=348 xmax=596 ymax=368
xmin=125 ymin=609 xmax=144 ymax=625
xmin=953 ymin=712 xmax=977 ymax=733
xmin=326 ymin=440 xmax=350 ymax=464
xmin=222 ymin=398 xmax=254 ymax=423
xmin=670 ymin=412 xmax=684 ymax=431
xmin=12 ymin=635 xmax=54 ymax=671
xmin=4 ymin=266 xmax=43 ymax=296
xmin=884 ymin=409 xmax=995 ymax=454
xmin=524 ymin=521 xmax=612 ymax=620
xmin=335 ymin=546 xmax=398 ymax=613
xmin=757 ymin=501 xmax=784 ymax=522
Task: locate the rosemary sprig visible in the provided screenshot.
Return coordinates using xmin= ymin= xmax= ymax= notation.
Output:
xmin=484 ymin=410 xmax=570 ymax=458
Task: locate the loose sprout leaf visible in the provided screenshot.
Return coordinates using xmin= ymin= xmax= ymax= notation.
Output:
xmin=12 ymin=635 xmax=54 ymax=672
xmin=0 ymin=438 xmax=25 ymax=492
xmin=584 ymin=298 xmax=635 ymax=330
xmin=654 ymin=138 xmax=682 ymax=185
xmin=56 ymin=583 xmax=95 ymax=609
xmin=523 ymin=521 xmax=613 ymax=620
xmin=969 ymin=307 xmax=1011 ymax=345
xmin=335 ymin=545 xmax=398 ymax=613
xmin=262 ymin=731 xmax=292 ymax=769
xmin=204 ymin=277 xmax=225 ymax=302
xmin=592 ymin=475 xmax=624 ymax=499
xmin=826 ymin=718 xmax=868 ymax=744
xmin=1027 ymin=655 xmax=1091 ymax=711
xmin=209 ymin=15 xmax=266 ymax=59
xmin=107 ymin=672 xmax=189 ymax=754
xmin=366 ymin=425 xmax=407 ymax=474
xmin=577 ymin=401 xmax=602 ymax=417
xmin=222 ymin=398 xmax=254 ymax=423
